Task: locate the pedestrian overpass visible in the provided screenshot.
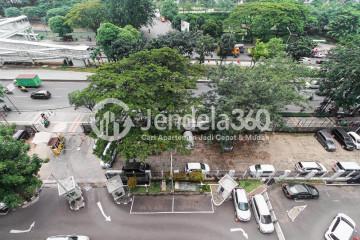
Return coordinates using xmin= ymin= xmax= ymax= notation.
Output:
xmin=0 ymin=16 xmax=91 ymax=66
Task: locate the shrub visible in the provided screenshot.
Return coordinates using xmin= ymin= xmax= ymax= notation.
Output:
xmin=189 ymin=171 xmax=204 ymax=182
xmin=5 ymin=7 xmax=21 ymax=17
xmin=127 ymin=176 xmax=137 ymax=190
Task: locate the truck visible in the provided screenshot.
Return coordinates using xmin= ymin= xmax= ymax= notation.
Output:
xmin=14 ymin=74 xmax=42 ymax=87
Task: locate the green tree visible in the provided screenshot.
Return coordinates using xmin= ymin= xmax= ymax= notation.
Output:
xmin=160 ymin=0 xmax=179 ymax=21
xmin=69 ymin=48 xmax=197 ymax=160
xmin=225 ymin=1 xmax=308 ymax=41
xmin=4 ymin=7 xmax=22 ymax=17
xmin=327 ymin=10 xmax=359 ymax=40
xmin=266 ymin=37 xmax=285 ymax=58
xmin=195 ymin=34 xmax=216 ymax=64
xmin=205 ymin=56 xmax=313 ymax=149
xmin=96 ymin=23 xmax=143 ymax=61
xmin=216 ymin=0 xmax=236 ymax=11
xmin=286 ymin=37 xmax=317 ymax=60
xmin=0 ymin=125 xmax=42 ymax=209
xmin=103 ymin=0 xmax=155 ymax=28
xmin=21 ymin=6 xmax=44 ymax=20
xmin=249 ymin=39 xmax=269 ymax=65
xmin=48 ymin=16 xmax=73 ymax=38
xmin=217 ymin=33 xmax=236 ymax=60
xmin=147 ymin=31 xmax=197 ymax=56
xmin=201 ymin=19 xmax=223 ymax=38
xmin=65 ymin=0 xmax=106 ymax=33
xmin=45 ymin=7 xmax=69 ymax=22
xmin=319 ymin=38 xmax=360 ymax=113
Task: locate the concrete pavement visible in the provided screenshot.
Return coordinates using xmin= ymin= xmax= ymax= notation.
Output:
xmin=0 ymin=69 xmax=93 ymax=81
xmin=0 ymin=188 xmax=277 ymax=240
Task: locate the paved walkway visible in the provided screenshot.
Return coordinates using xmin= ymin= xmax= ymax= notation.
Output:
xmin=0 ymin=68 xmax=93 ymax=81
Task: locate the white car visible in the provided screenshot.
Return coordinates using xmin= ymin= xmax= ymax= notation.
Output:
xmin=233 ymin=188 xmax=251 ymax=221
xmin=295 ymin=161 xmax=327 ymax=174
xmin=46 ymin=235 xmax=90 ymax=240
xmin=348 ymin=132 xmax=360 ymax=150
xmin=325 ymin=213 xmax=356 ymax=240
xmin=251 ymin=194 xmax=274 ymax=234
xmin=248 ymin=164 xmax=275 ymax=178
xmin=185 ymin=162 xmax=210 ymax=174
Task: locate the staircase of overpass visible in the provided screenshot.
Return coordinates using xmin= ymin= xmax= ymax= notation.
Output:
xmin=0 ymin=16 xmax=91 ymax=66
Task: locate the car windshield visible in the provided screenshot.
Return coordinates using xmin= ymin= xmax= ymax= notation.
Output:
xmin=260 ymin=215 xmax=272 ymax=224
xmin=327 ymin=140 xmax=335 ymax=145
xmin=238 ymin=202 xmax=249 ymax=211
xmin=289 ymin=185 xmax=308 ymax=194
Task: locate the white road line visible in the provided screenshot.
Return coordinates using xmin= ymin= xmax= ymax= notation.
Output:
xmin=130 ymin=210 xmax=215 ymax=215
xmin=97 ymin=201 xmax=111 ymax=222
xmin=172 ymin=195 xmax=175 ymax=213
xmin=10 ymin=221 xmax=35 ymax=234
xmin=129 ymin=196 xmax=135 ymax=214
xmin=230 ymin=228 xmax=249 ymax=239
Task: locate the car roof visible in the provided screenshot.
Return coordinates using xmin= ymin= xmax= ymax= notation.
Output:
xmin=332 ymin=216 xmax=355 ymax=240
xmin=253 ymin=194 xmax=270 ymax=215
xmin=235 ymin=188 xmax=247 ymax=202
xmin=337 ymin=162 xmax=360 ymax=170
xmin=35 ymin=90 xmax=47 ymax=94
xmin=258 ymin=164 xmax=275 ymax=171
xmin=186 ymin=163 xmax=201 ymax=169
xmin=299 ymin=162 xmax=320 ymax=168
xmin=348 ymin=132 xmax=360 ymax=140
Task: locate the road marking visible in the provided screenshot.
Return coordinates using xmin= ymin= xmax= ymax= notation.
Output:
xmin=10 ymin=221 xmax=35 ymax=234
xmin=230 ymin=228 xmax=249 ymax=239
xmin=97 ymin=201 xmax=111 ymax=222
xmin=172 ymin=195 xmax=175 ymax=212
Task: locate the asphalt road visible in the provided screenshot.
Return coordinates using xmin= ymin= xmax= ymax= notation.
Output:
xmin=0 ymin=188 xmax=277 ymax=240
xmin=269 ymin=185 xmax=360 ymax=240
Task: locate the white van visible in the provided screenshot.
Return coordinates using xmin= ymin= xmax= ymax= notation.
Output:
xmin=333 ymin=161 xmax=360 ymax=177
xmin=251 ymin=194 xmax=274 ymax=234
xmin=183 ymin=131 xmax=194 ymax=150
xmin=248 ymin=164 xmax=276 ymax=178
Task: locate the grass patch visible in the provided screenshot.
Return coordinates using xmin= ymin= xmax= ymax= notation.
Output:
xmin=131 ymin=181 xmax=162 ymax=194
xmin=238 ymin=179 xmax=263 ymax=193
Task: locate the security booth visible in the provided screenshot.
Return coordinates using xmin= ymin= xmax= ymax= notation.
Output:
xmin=57 ymin=176 xmax=85 ymax=211
xmin=106 ymin=175 xmax=132 ymax=205
xmin=47 ymin=135 xmax=65 ymax=156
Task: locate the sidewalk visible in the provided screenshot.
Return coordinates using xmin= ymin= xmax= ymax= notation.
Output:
xmin=0 ymin=68 xmax=93 ymax=81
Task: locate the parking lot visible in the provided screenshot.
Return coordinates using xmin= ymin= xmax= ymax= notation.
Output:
xmin=269 ymin=185 xmax=360 ymax=240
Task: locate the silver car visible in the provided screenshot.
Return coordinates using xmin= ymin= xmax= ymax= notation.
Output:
xmin=46 ymin=235 xmax=90 ymax=240
xmin=233 ymin=188 xmax=251 ymax=221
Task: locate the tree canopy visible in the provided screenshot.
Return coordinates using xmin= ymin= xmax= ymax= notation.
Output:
xmin=65 ymin=0 xmax=106 ymax=33
xmin=69 ymin=48 xmax=198 ymax=160
xmin=225 ymin=1 xmax=309 ymax=42
xmin=160 ymin=0 xmax=179 ymax=22
xmin=103 ymin=0 xmax=155 ymax=28
xmin=319 ymin=38 xmax=360 ymax=113
xmin=48 ymin=16 xmax=73 ymax=38
xmin=0 ymin=125 xmax=42 ymax=209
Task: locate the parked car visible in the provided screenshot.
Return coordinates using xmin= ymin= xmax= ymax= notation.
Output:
xmin=185 ymin=162 xmax=210 ymax=174
xmin=0 ymin=202 xmax=9 ymax=216
xmin=100 ymin=142 xmax=117 ymax=169
xmin=315 ymin=129 xmax=336 ymax=151
xmin=122 ymin=160 xmax=151 ymax=174
xmin=248 ymin=164 xmax=275 ymax=178
xmin=250 ymin=194 xmax=274 ymax=234
xmin=30 ymin=90 xmax=51 ymax=99
xmin=325 ymin=213 xmax=356 ymax=240
xmin=348 ymin=132 xmax=360 ymax=150
xmin=333 ymin=161 xmax=360 ymax=177
xmin=332 ymin=128 xmax=356 ymax=151
xmin=46 ymin=235 xmax=90 ymax=240
xmin=347 ymin=174 xmax=360 ymax=184
xmin=295 ymin=161 xmax=327 ymax=175
xmin=183 ymin=131 xmax=194 ymax=150
xmin=282 ymin=183 xmax=319 ymax=199
xmin=233 ymin=188 xmax=251 ymax=222
xmin=12 ymin=129 xmax=30 ymax=140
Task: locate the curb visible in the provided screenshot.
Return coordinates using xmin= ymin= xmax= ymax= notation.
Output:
xmin=263 ymin=191 xmax=286 ymax=240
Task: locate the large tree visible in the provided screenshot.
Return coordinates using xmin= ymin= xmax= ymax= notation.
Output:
xmin=160 ymin=0 xmax=179 ymax=22
xmin=48 ymin=16 xmax=73 ymax=38
xmin=286 ymin=36 xmax=317 ymax=60
xmin=96 ymin=23 xmax=143 ymax=61
xmin=65 ymin=0 xmax=106 ymax=33
xmin=225 ymin=1 xmax=309 ymax=42
xmin=103 ymin=0 xmax=155 ymax=28
xmin=195 ymin=34 xmax=216 ymax=64
xmin=0 ymin=125 xmax=42 ymax=209
xmin=205 ymin=55 xmax=314 ymax=148
xmin=319 ymin=38 xmax=360 ymax=113
xmin=69 ymin=48 xmax=198 ymax=160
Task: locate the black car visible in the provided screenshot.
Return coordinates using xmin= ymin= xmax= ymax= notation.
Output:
xmin=30 ymin=90 xmax=51 ymax=99
xmin=282 ymin=183 xmax=319 ymax=199
xmin=332 ymin=128 xmax=355 ymax=151
xmin=315 ymin=129 xmax=336 ymax=152
xmin=122 ymin=160 xmax=150 ymax=174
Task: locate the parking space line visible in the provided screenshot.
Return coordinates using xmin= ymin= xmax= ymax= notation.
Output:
xmin=130 ymin=196 xmax=215 ymax=215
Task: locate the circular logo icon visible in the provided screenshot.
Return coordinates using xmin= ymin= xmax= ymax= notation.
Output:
xmin=90 ymin=98 xmax=134 ymax=141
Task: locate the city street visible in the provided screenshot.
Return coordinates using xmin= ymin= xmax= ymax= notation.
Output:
xmin=0 ymin=188 xmax=277 ymax=240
